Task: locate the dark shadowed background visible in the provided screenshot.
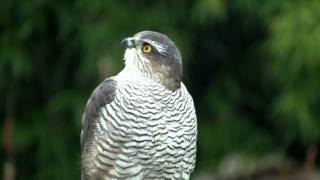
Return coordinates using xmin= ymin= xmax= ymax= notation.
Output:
xmin=1 ymin=0 xmax=319 ymax=179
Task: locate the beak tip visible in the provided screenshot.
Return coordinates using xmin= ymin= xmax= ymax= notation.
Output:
xmin=121 ymin=38 xmax=127 ymax=46
xmin=121 ymin=37 xmax=135 ymax=48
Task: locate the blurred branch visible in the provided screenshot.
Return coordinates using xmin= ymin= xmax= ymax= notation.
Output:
xmin=304 ymin=144 xmax=318 ymax=180
xmin=3 ymin=115 xmax=15 ymax=180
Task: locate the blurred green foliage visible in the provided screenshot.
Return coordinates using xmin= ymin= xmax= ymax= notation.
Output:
xmin=0 ymin=0 xmax=319 ymax=179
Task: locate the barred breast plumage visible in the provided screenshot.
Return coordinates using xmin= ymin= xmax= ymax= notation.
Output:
xmin=81 ymin=31 xmax=197 ymax=180
xmin=82 ymin=75 xmax=196 ymax=179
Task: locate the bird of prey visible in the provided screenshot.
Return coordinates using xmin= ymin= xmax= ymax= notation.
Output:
xmin=81 ymin=31 xmax=197 ymax=180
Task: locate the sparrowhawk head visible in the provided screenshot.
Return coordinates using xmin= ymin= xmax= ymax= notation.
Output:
xmin=122 ymin=31 xmax=182 ymax=90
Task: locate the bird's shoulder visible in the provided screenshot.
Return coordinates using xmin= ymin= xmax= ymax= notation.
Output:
xmin=81 ymin=77 xmax=117 ymax=150
xmin=85 ymin=78 xmax=117 ymax=117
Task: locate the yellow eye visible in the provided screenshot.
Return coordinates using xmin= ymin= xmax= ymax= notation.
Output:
xmin=142 ymin=44 xmax=152 ymax=53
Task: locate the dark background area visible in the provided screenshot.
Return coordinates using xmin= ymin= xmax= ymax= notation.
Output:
xmin=1 ymin=0 xmax=319 ymax=179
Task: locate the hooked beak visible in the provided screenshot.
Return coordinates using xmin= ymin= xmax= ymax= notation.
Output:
xmin=121 ymin=37 xmax=136 ymax=48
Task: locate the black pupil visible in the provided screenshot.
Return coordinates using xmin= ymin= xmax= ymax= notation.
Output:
xmin=143 ymin=43 xmax=151 ymax=51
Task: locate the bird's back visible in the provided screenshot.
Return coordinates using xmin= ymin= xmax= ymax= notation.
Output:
xmin=81 ymin=75 xmax=197 ymax=179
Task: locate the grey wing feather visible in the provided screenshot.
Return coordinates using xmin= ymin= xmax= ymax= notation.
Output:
xmin=81 ymin=78 xmax=117 ymax=151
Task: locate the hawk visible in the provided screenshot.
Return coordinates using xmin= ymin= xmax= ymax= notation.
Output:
xmin=81 ymin=31 xmax=197 ymax=180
